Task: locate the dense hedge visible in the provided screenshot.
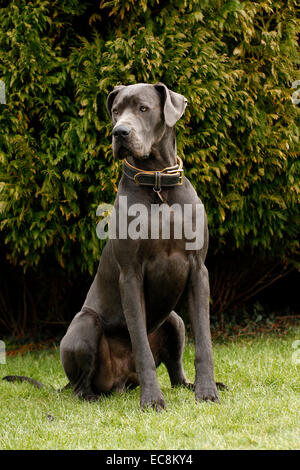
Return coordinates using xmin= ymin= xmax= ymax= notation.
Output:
xmin=0 ymin=0 xmax=299 ymax=331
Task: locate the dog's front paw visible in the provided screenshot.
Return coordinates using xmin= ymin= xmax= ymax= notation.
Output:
xmin=140 ymin=388 xmax=166 ymax=412
xmin=195 ymin=383 xmax=220 ymax=403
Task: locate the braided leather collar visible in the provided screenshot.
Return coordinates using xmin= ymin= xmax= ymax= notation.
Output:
xmin=123 ymin=156 xmax=184 ymax=193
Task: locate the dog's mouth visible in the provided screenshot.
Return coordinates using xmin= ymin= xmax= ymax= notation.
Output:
xmin=113 ymin=143 xmax=150 ymax=160
xmin=114 ymin=144 xmax=132 ymax=159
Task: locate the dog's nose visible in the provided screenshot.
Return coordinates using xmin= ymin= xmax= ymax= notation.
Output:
xmin=112 ymin=125 xmax=131 ymax=138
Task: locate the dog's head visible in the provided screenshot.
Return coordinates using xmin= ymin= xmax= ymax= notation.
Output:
xmin=107 ymin=83 xmax=187 ymax=160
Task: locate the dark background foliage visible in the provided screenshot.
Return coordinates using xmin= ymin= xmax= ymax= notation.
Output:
xmin=0 ymin=0 xmax=299 ymax=337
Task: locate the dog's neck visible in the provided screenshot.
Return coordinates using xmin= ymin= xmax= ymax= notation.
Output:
xmin=125 ymin=127 xmax=177 ymax=171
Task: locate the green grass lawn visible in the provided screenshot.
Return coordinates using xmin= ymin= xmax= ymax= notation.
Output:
xmin=0 ymin=327 xmax=299 ymax=450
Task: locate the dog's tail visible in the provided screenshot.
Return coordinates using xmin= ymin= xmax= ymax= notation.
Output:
xmin=3 ymin=375 xmax=46 ymax=389
xmin=2 ymin=375 xmax=71 ymax=391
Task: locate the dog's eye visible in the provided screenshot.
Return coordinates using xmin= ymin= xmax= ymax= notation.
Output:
xmin=139 ymin=106 xmax=148 ymax=112
xmin=112 ymin=109 xmax=119 ymax=115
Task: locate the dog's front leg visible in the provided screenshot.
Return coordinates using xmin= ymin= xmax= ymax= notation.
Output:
xmin=188 ymin=259 xmax=219 ymax=403
xmin=119 ymin=269 xmax=166 ymax=411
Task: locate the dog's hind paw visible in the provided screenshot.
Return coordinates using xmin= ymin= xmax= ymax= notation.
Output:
xmin=216 ymin=381 xmax=229 ymax=391
xmin=75 ymin=388 xmax=100 ymax=402
xmin=180 ymin=381 xmax=195 ymax=390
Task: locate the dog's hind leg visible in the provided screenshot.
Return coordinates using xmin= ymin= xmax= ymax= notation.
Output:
xmin=156 ymin=311 xmax=193 ymax=389
xmin=60 ymin=307 xmax=103 ymax=401
xmin=155 ymin=312 xmax=228 ymax=392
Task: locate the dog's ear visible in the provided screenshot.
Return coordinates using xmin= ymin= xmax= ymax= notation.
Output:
xmin=154 ymin=83 xmax=188 ymax=127
xmin=106 ymin=85 xmax=125 ymax=117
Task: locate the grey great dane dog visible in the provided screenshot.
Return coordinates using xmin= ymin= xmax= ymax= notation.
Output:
xmin=59 ymin=82 xmax=222 ymax=410
xmin=4 ymin=83 xmax=225 ymax=410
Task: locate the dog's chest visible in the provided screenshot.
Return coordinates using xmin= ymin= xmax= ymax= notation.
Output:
xmin=143 ymin=247 xmax=189 ymax=318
